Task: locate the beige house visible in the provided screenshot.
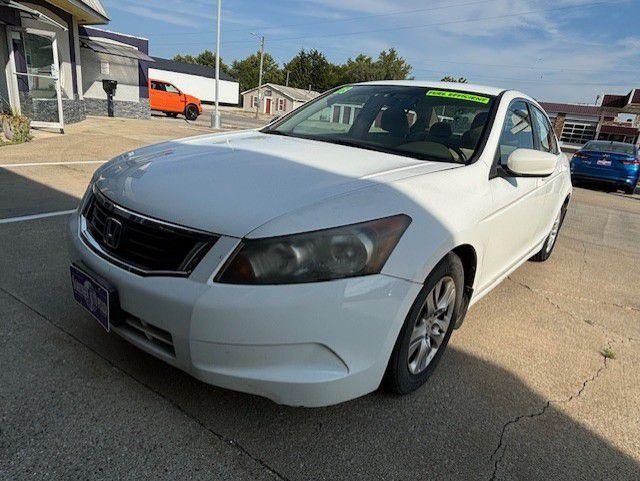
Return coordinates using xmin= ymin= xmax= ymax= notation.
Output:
xmin=241 ymin=83 xmax=320 ymax=115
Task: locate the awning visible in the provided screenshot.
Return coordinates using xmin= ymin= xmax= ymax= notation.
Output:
xmin=0 ymin=0 xmax=68 ymax=31
xmin=80 ymin=38 xmax=154 ymax=62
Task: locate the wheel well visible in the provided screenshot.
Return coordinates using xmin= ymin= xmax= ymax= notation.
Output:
xmin=452 ymin=244 xmax=477 ymax=290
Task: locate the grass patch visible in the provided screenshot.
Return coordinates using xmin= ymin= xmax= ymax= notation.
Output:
xmin=601 ymin=346 xmax=616 ymax=360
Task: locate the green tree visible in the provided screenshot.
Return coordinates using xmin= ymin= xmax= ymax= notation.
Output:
xmin=339 ymin=50 xmax=412 ymax=85
xmin=340 ymin=54 xmax=379 ymax=84
xmin=440 ymin=76 xmax=468 ymax=83
xmin=229 ymin=51 xmax=282 ymax=92
xmin=375 ymin=48 xmax=412 ymax=80
xmin=172 ymin=50 xmax=230 ymax=75
xmin=282 ymin=49 xmax=340 ymax=92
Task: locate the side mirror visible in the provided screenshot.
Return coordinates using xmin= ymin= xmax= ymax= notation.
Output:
xmin=506 ymin=148 xmax=557 ymax=177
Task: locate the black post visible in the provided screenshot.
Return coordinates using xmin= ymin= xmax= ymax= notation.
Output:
xmin=102 ymin=80 xmax=118 ymax=118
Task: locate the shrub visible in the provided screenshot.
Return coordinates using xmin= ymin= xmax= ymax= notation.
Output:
xmin=1 ymin=114 xmax=31 ymax=144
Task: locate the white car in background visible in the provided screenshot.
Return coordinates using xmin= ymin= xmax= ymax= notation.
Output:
xmin=69 ymin=81 xmax=571 ymax=407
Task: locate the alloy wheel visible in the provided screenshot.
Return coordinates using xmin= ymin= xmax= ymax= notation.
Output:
xmin=546 ymin=210 xmax=562 ymax=254
xmin=407 ymin=276 xmax=456 ymax=375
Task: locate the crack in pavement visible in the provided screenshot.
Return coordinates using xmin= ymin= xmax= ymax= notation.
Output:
xmin=506 ymin=277 xmax=640 ymax=344
xmin=0 ymin=285 xmax=290 ymax=481
xmin=488 ymin=356 xmax=609 ymax=481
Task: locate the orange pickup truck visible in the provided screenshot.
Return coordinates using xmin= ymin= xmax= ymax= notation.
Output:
xmin=149 ymin=79 xmax=202 ymax=120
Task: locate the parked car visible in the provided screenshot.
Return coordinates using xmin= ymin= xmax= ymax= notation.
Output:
xmin=570 ymin=140 xmax=639 ymax=194
xmin=149 ymin=79 xmax=202 ymax=120
xmin=69 ymin=81 xmax=571 ymax=407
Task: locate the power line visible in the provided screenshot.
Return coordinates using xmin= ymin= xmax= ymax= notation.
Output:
xmin=145 ymin=0 xmax=499 ymax=37
xmin=262 ymin=42 xmax=640 ymax=77
xmin=153 ymin=0 xmax=618 ymax=47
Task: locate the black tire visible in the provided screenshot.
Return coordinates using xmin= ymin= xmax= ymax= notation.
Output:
xmin=384 ymin=253 xmax=464 ymax=395
xmin=530 ymin=202 xmax=568 ymax=262
xmin=185 ymin=104 xmax=199 ymax=121
xmin=623 ymin=185 xmax=636 ymax=195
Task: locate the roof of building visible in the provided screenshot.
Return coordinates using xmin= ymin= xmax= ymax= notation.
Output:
xmin=149 ymin=57 xmax=237 ymax=83
xmin=601 ymin=94 xmax=629 ymax=108
xmin=79 ymin=0 xmax=109 ymax=19
xmin=599 ymin=89 xmax=640 ymax=108
xmin=538 ymin=102 xmax=602 ymax=117
xmin=242 ymin=83 xmax=321 ymax=102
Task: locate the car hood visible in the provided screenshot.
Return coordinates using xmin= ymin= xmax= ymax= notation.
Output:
xmin=94 ymin=131 xmax=457 ymax=237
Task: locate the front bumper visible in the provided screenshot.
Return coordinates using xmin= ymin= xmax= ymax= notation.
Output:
xmin=68 ymin=212 xmax=420 ymax=406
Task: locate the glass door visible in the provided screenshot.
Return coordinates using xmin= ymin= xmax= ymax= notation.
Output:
xmin=10 ymin=28 xmax=64 ymax=130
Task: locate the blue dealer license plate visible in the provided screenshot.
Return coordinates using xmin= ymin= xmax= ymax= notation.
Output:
xmin=70 ymin=264 xmax=116 ymax=331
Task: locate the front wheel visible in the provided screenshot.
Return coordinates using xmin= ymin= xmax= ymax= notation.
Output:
xmin=384 ymin=253 xmax=464 ymax=395
xmin=185 ymin=104 xmax=199 ymax=121
xmin=623 ymin=185 xmax=636 ymax=195
xmin=530 ymin=203 xmax=567 ymax=262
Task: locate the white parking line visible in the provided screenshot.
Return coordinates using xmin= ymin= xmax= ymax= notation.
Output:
xmin=0 ymin=160 xmax=105 ymax=168
xmin=0 ymin=209 xmax=76 ymax=225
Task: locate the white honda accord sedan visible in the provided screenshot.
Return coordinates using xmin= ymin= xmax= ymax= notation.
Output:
xmin=69 ymin=81 xmax=571 ymax=406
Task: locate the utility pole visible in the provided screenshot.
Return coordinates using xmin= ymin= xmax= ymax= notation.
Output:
xmin=211 ymin=0 xmax=222 ymax=129
xmin=285 ymin=70 xmax=290 ymax=87
xmin=251 ymin=33 xmax=265 ymax=119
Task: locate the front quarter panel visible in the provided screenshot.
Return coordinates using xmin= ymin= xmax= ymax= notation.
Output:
xmin=247 ymin=160 xmax=493 ymax=287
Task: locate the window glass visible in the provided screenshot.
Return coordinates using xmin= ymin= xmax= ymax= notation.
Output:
xmin=531 ymin=105 xmax=557 ymax=153
xmin=293 ymin=99 xmax=366 ymax=135
xmin=498 ymin=101 xmax=534 ymax=164
xmin=151 ymin=81 xmax=165 ymax=91
xmin=267 ymin=85 xmax=495 ymax=163
xmin=560 ymin=122 xmax=596 ymax=145
xmin=584 ymin=141 xmax=636 ymax=155
xmin=165 ymin=84 xmax=180 ymax=94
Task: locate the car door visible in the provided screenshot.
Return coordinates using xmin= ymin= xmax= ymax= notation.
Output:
xmin=482 ymin=100 xmax=547 ymax=285
xmin=149 ymin=80 xmax=165 ymax=111
xmin=163 ymin=82 xmax=185 ymax=112
xmin=530 ymin=104 xmax=565 ymax=235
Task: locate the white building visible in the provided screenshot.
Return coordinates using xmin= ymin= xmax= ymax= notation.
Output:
xmin=241 ymin=83 xmax=320 ymax=115
xmin=148 ymin=57 xmax=239 ymax=105
xmin=1 ymin=0 xmax=153 ymax=131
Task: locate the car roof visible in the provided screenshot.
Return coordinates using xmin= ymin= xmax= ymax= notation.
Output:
xmin=585 ymin=140 xmax=637 ymax=148
xmin=354 ymin=80 xmax=507 ymax=97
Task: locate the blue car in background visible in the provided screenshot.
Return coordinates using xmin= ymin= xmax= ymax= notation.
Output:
xmin=570 ymin=141 xmax=639 ymax=194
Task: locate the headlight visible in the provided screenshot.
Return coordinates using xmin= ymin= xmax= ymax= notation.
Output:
xmin=216 ymin=214 xmax=411 ymax=284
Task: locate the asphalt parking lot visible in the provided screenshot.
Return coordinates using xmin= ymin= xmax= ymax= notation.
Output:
xmin=1 ymin=121 xmax=639 ymax=480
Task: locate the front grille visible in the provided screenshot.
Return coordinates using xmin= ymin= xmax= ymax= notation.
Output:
xmin=82 ymin=188 xmax=218 ymax=276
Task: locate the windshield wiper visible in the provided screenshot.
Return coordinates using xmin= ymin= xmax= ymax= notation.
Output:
xmin=262 ymin=129 xmax=294 ymax=137
xmin=261 ymin=132 xmax=457 ymax=164
xmin=303 ymin=136 xmax=453 ymax=163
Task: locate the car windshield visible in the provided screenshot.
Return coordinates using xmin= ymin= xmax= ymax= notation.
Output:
xmin=263 ymin=85 xmax=496 ymax=163
xmin=584 ymin=141 xmax=636 ymax=155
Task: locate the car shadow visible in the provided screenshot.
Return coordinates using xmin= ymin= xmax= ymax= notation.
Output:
xmin=0 ymin=141 xmax=638 ymax=480
xmin=573 ymin=178 xmax=637 ymax=196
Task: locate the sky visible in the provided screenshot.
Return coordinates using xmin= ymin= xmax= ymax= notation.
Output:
xmin=101 ymin=0 xmax=640 ymax=104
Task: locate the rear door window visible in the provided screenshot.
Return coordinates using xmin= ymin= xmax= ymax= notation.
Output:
xmin=151 ymin=81 xmax=165 ymax=91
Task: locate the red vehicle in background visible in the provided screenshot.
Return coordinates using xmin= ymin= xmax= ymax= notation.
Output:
xmin=149 ymin=79 xmax=202 ymax=120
